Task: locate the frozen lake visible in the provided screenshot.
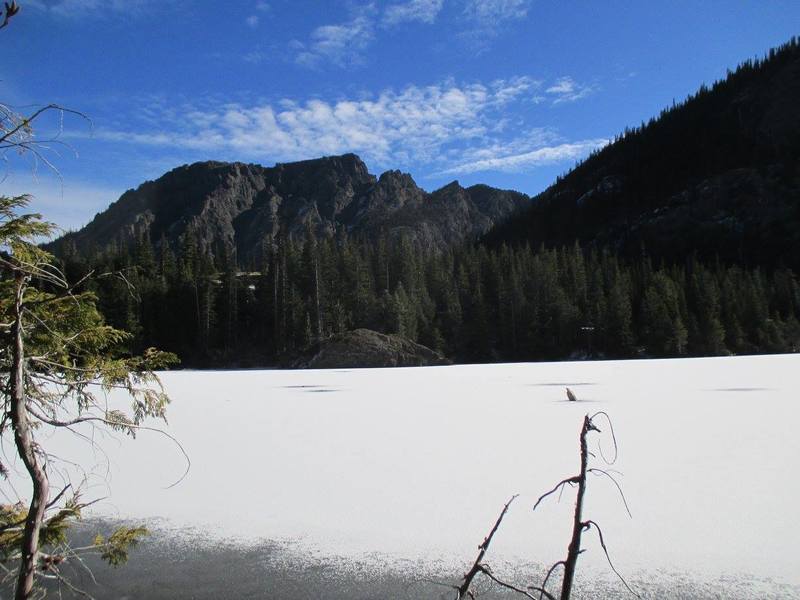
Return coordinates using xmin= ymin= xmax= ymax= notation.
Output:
xmin=5 ymin=355 xmax=800 ymax=598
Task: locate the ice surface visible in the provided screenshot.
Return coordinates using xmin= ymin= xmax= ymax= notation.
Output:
xmin=4 ymin=354 xmax=799 ymax=595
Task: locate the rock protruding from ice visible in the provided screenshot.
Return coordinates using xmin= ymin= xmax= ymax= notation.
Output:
xmin=298 ymin=329 xmax=451 ymax=369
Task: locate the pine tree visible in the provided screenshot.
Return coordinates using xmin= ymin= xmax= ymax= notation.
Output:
xmin=641 ymin=272 xmax=688 ymax=356
xmin=0 ymin=196 xmax=178 ymax=598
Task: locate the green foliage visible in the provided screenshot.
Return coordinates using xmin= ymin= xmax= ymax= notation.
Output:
xmin=38 ymin=498 xmax=83 ymax=549
xmin=641 ymin=272 xmax=688 ymax=355
xmin=0 ymin=495 xmax=89 ymax=560
xmin=59 ymin=227 xmax=800 ymax=365
xmin=92 ymin=526 xmax=149 ymax=567
xmin=0 ymin=195 xmax=176 ymax=595
xmin=0 ymin=504 xmax=28 ymax=560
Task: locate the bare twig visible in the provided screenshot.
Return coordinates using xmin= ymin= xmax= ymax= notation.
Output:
xmin=587 ymin=468 xmax=632 ymax=517
xmin=590 ymin=411 xmax=618 ymax=465
xmin=539 ymin=561 xmax=565 ymax=600
xmin=531 ymin=414 xmax=637 ymax=600
xmin=0 ymin=2 xmax=20 ymax=31
xmin=583 ymin=520 xmax=640 ymax=598
xmin=48 ymin=567 xmax=95 ymax=600
xmin=533 ymin=477 xmax=579 ymax=512
xmin=454 ymin=495 xmax=518 ymax=599
xmin=477 ymin=565 xmax=552 ymax=600
xmin=25 ymin=405 xmax=191 ymax=489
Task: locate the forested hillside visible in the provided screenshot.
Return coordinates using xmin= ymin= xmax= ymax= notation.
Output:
xmin=60 ymin=235 xmax=799 ymax=367
xmin=48 ymin=38 xmax=800 ymax=367
xmin=485 ymin=37 xmax=800 ymax=269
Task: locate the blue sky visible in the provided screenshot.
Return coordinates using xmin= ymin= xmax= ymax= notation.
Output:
xmin=1 ymin=0 xmax=798 ymax=230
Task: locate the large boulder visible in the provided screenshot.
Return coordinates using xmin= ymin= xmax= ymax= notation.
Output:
xmin=299 ymin=329 xmax=451 ymax=369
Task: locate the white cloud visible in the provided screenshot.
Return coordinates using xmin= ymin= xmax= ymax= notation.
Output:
xmin=26 ymin=0 xmax=171 ymax=17
xmin=458 ymin=0 xmax=531 ymax=51
xmin=437 ymin=139 xmax=609 ymax=175
xmin=294 ymin=16 xmax=375 ymax=68
xmin=296 ymin=1 xmax=529 ymax=67
xmin=294 ymin=1 xmax=448 ymax=68
xmin=243 ymin=49 xmax=267 ymax=64
xmin=383 ymin=0 xmax=444 ymax=26
xmin=546 ymin=76 xmax=596 ymax=104
xmin=91 ymin=77 xmax=604 ymax=177
xmin=464 ymin=0 xmax=530 ymax=28
xmin=245 ymin=1 xmax=270 ymax=28
xmin=490 ymin=75 xmax=541 ymax=104
xmin=453 ymin=128 xmax=560 ymax=161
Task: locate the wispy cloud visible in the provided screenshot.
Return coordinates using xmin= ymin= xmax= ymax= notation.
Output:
xmin=458 ymin=0 xmax=531 ymax=51
xmin=96 ymin=81 xmax=495 ymax=163
xmin=293 ymin=15 xmax=375 ymax=68
xmin=245 ymin=1 xmax=270 ymax=28
xmin=26 ymin=0 xmax=171 ymax=17
xmin=243 ymin=49 xmax=268 ymax=64
xmin=437 ymin=139 xmax=609 ymax=175
xmin=464 ymin=0 xmax=530 ymax=26
xmin=89 ymin=76 xmax=603 ymax=177
xmin=492 ymin=75 xmax=542 ymax=104
xmin=546 ymin=77 xmax=596 ymax=104
xmin=383 ymin=0 xmax=444 ymax=26
xmin=294 ymin=0 xmax=446 ymax=68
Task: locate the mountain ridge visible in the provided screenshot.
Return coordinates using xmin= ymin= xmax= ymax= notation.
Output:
xmin=48 ymin=154 xmax=528 ymax=260
xmin=483 ymin=37 xmax=800 ymax=269
xmin=49 ymin=38 xmax=800 ymax=274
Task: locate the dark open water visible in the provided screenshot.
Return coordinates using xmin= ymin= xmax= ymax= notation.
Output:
xmin=5 ymin=520 xmax=792 ymax=600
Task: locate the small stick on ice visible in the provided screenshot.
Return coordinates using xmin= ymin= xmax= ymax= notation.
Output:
xmin=566 ymin=388 xmax=577 ymax=402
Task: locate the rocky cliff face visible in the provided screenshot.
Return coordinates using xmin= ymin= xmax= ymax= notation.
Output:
xmin=50 ymin=154 xmax=527 ymax=259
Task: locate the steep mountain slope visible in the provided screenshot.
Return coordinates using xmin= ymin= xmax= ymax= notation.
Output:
xmin=49 ymin=154 xmax=527 ymax=260
xmin=485 ymin=38 xmax=800 ymax=269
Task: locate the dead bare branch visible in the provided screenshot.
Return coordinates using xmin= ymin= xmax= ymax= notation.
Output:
xmin=538 ymin=561 xmax=565 ymax=600
xmin=0 ymin=2 xmax=20 ymax=31
xmin=533 ymin=477 xmax=579 ymax=512
xmin=589 ymin=411 xmax=618 ymax=465
xmin=477 ymin=565 xmax=552 ymax=600
xmin=25 ymin=405 xmax=191 ymax=489
xmin=583 ymin=520 xmax=640 ymax=598
xmin=530 ymin=414 xmax=638 ymax=600
xmin=587 ymin=468 xmax=632 ymax=518
xmin=454 ymin=494 xmax=518 ymax=599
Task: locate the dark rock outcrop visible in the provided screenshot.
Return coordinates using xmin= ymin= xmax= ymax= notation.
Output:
xmin=298 ymin=329 xmax=451 ymax=369
xmin=49 ymin=154 xmax=527 ymax=260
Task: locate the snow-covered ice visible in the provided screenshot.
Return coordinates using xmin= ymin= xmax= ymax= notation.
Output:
xmin=5 ymin=354 xmax=799 ymax=596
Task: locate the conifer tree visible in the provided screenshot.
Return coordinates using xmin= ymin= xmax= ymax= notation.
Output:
xmin=0 ymin=196 xmax=178 ymax=598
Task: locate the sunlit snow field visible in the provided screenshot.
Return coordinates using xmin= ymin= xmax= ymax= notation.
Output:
xmin=5 ymin=355 xmax=800 ymax=598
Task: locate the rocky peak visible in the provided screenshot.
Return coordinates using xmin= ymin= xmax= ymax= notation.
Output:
xmin=47 ymin=154 xmax=529 ymax=260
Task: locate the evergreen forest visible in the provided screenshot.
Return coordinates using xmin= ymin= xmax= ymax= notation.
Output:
xmin=57 ymin=232 xmax=800 ymax=367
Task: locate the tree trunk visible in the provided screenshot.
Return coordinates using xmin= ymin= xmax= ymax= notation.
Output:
xmin=272 ymin=249 xmax=279 ymax=352
xmin=280 ymin=249 xmax=287 ymax=353
xmin=560 ymin=416 xmax=591 ymax=600
xmin=314 ymin=257 xmax=322 ymax=342
xmin=9 ymin=274 xmax=49 ymax=600
xmin=193 ymin=280 xmax=202 ymax=348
